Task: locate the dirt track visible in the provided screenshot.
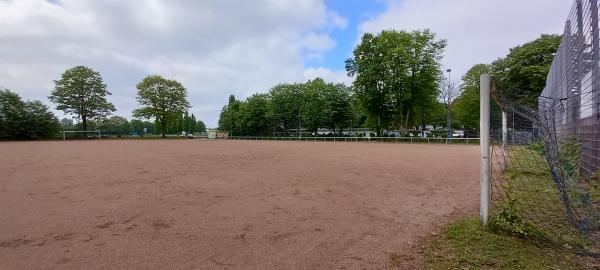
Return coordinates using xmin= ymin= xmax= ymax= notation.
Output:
xmin=0 ymin=140 xmax=479 ymax=269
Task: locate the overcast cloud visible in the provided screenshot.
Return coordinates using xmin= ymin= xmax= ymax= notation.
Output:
xmin=360 ymin=0 xmax=573 ymax=82
xmin=0 ymin=0 xmax=574 ymax=126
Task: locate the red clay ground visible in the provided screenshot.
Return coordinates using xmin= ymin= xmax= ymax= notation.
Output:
xmin=0 ymin=140 xmax=479 ymax=269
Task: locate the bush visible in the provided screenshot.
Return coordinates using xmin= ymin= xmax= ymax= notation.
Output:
xmin=490 ymin=199 xmax=538 ymax=237
xmin=0 ymin=89 xmax=60 ymax=140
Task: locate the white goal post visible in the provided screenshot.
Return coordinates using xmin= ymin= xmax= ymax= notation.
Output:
xmin=62 ymin=130 xmax=101 ymax=140
xmin=480 ymin=74 xmax=491 ymax=226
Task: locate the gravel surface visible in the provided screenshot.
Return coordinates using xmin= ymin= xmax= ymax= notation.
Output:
xmin=0 ymin=140 xmax=479 ymax=269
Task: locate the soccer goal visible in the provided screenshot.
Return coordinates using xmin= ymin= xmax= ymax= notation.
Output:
xmin=62 ymin=130 xmax=102 ymax=140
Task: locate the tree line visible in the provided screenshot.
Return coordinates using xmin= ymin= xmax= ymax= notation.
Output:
xmin=218 ymin=78 xmax=359 ymax=136
xmin=0 ymin=89 xmax=60 ymax=140
xmin=219 ymin=30 xmax=450 ymax=137
xmin=218 ymin=31 xmax=561 ymax=137
xmin=59 ymin=115 xmax=206 ymax=137
xmin=452 ymin=34 xmax=561 ymax=130
xmin=1 ymin=66 xmax=207 ymax=139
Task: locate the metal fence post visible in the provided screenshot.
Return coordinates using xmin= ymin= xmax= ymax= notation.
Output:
xmin=502 ymin=110 xmax=509 ymax=171
xmin=480 ymin=74 xmax=491 ymax=226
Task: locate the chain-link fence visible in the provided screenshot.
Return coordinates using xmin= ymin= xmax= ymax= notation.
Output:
xmin=487 ymin=0 xmax=600 ymax=255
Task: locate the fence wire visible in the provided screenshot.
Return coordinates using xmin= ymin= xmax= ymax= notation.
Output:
xmin=489 ymin=0 xmax=600 ymax=255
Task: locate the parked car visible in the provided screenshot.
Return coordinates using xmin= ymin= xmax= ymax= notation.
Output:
xmin=452 ymin=130 xmax=465 ymax=138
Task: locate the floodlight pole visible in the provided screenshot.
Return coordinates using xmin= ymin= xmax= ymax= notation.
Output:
xmin=480 ymin=74 xmax=491 ymax=226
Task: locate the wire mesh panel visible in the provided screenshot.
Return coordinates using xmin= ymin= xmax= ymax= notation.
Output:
xmin=489 ymin=0 xmax=600 ymax=254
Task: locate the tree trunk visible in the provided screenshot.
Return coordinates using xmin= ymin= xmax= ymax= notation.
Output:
xmin=377 ymin=115 xmax=381 ymax=136
xmin=421 ymin=111 xmax=425 ymax=138
xmin=161 ymin=119 xmax=166 ymax=138
xmin=82 ymin=116 xmax=87 ymax=132
xmin=404 ymin=109 xmax=410 ymax=136
xmin=446 ymin=105 xmax=452 ymax=138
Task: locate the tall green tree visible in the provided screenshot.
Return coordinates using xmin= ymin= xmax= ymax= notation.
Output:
xmin=23 ymin=101 xmax=61 ymax=138
xmin=301 ymin=78 xmax=352 ymax=134
xmin=301 ymin=79 xmax=329 ymax=134
xmin=453 ymin=64 xmax=490 ymax=129
xmin=269 ymin=84 xmax=302 ymax=134
xmin=196 ymin=120 xmax=206 ymax=133
xmin=0 ymin=89 xmax=25 ymax=138
xmin=132 ymin=75 xmax=190 ymax=137
xmin=100 ymin=116 xmax=130 ymax=136
xmin=218 ymin=95 xmax=241 ymax=135
xmin=491 ymin=34 xmax=561 ymax=106
xmin=346 ymin=30 xmax=446 ymax=135
xmin=324 ymin=83 xmax=352 ymax=135
xmin=130 ymin=119 xmax=145 ymax=135
xmin=1 ymin=89 xmax=59 ymax=139
xmin=49 ymin=66 xmax=116 ymax=131
xmin=190 ymin=114 xmax=197 ymax=133
xmin=238 ymin=93 xmax=272 ymax=136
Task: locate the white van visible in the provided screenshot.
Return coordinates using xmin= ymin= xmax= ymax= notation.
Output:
xmin=452 ymin=130 xmax=464 ymax=138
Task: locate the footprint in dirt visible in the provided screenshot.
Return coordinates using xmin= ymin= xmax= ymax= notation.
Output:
xmin=0 ymin=238 xmax=34 ymax=248
xmin=56 ymin=257 xmax=71 ymax=265
xmin=53 ymin=233 xmax=77 ymax=241
xmin=152 ymin=219 xmax=172 ymax=230
xmin=95 ymin=221 xmax=114 ymax=229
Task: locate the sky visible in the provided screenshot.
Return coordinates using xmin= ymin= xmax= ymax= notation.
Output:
xmin=0 ymin=0 xmax=573 ymax=127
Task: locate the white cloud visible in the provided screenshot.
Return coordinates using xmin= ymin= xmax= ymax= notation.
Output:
xmin=303 ymin=67 xmax=353 ymax=86
xmin=359 ymin=0 xmax=572 ymax=82
xmin=328 ymin=10 xmax=349 ymax=29
xmin=0 ymin=0 xmax=346 ymax=127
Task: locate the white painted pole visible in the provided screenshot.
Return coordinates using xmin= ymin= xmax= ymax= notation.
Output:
xmin=502 ymin=110 xmax=508 ymax=171
xmin=480 ymin=74 xmax=491 ymax=226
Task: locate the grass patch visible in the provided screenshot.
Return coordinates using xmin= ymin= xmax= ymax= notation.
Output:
xmin=425 ymin=218 xmax=591 ymax=269
xmin=490 ymin=144 xmax=592 ymax=249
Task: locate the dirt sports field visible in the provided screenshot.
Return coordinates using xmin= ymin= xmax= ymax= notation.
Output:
xmin=0 ymin=140 xmax=479 ymax=269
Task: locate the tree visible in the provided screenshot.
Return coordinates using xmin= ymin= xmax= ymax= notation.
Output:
xmin=23 ymin=101 xmax=61 ymax=138
xmin=132 ymin=75 xmax=190 ymax=137
xmin=491 ymin=34 xmax=561 ymax=106
xmin=130 ymin=119 xmax=145 ymax=135
xmin=60 ymin=118 xmax=75 ymax=131
xmin=439 ymin=75 xmax=459 ymax=136
xmin=238 ymin=93 xmax=272 ymax=136
xmin=188 ymin=113 xmax=197 ymax=133
xmin=196 ymin=120 xmax=206 ymax=133
xmin=301 ymin=78 xmax=352 ymax=135
xmin=269 ymin=84 xmax=302 ymax=135
xmin=453 ymin=64 xmax=490 ymax=129
xmin=1 ymin=89 xmax=59 ymax=140
xmin=216 ymin=79 xmax=355 ymax=137
xmin=346 ymin=30 xmax=446 ymax=135
xmin=96 ymin=116 xmax=130 ymax=137
xmin=218 ymin=95 xmax=242 ymax=135
xmin=301 ymin=79 xmax=329 ymax=134
xmin=49 ymin=66 xmax=116 ymax=131
xmin=0 ymin=89 xmax=25 ymax=139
